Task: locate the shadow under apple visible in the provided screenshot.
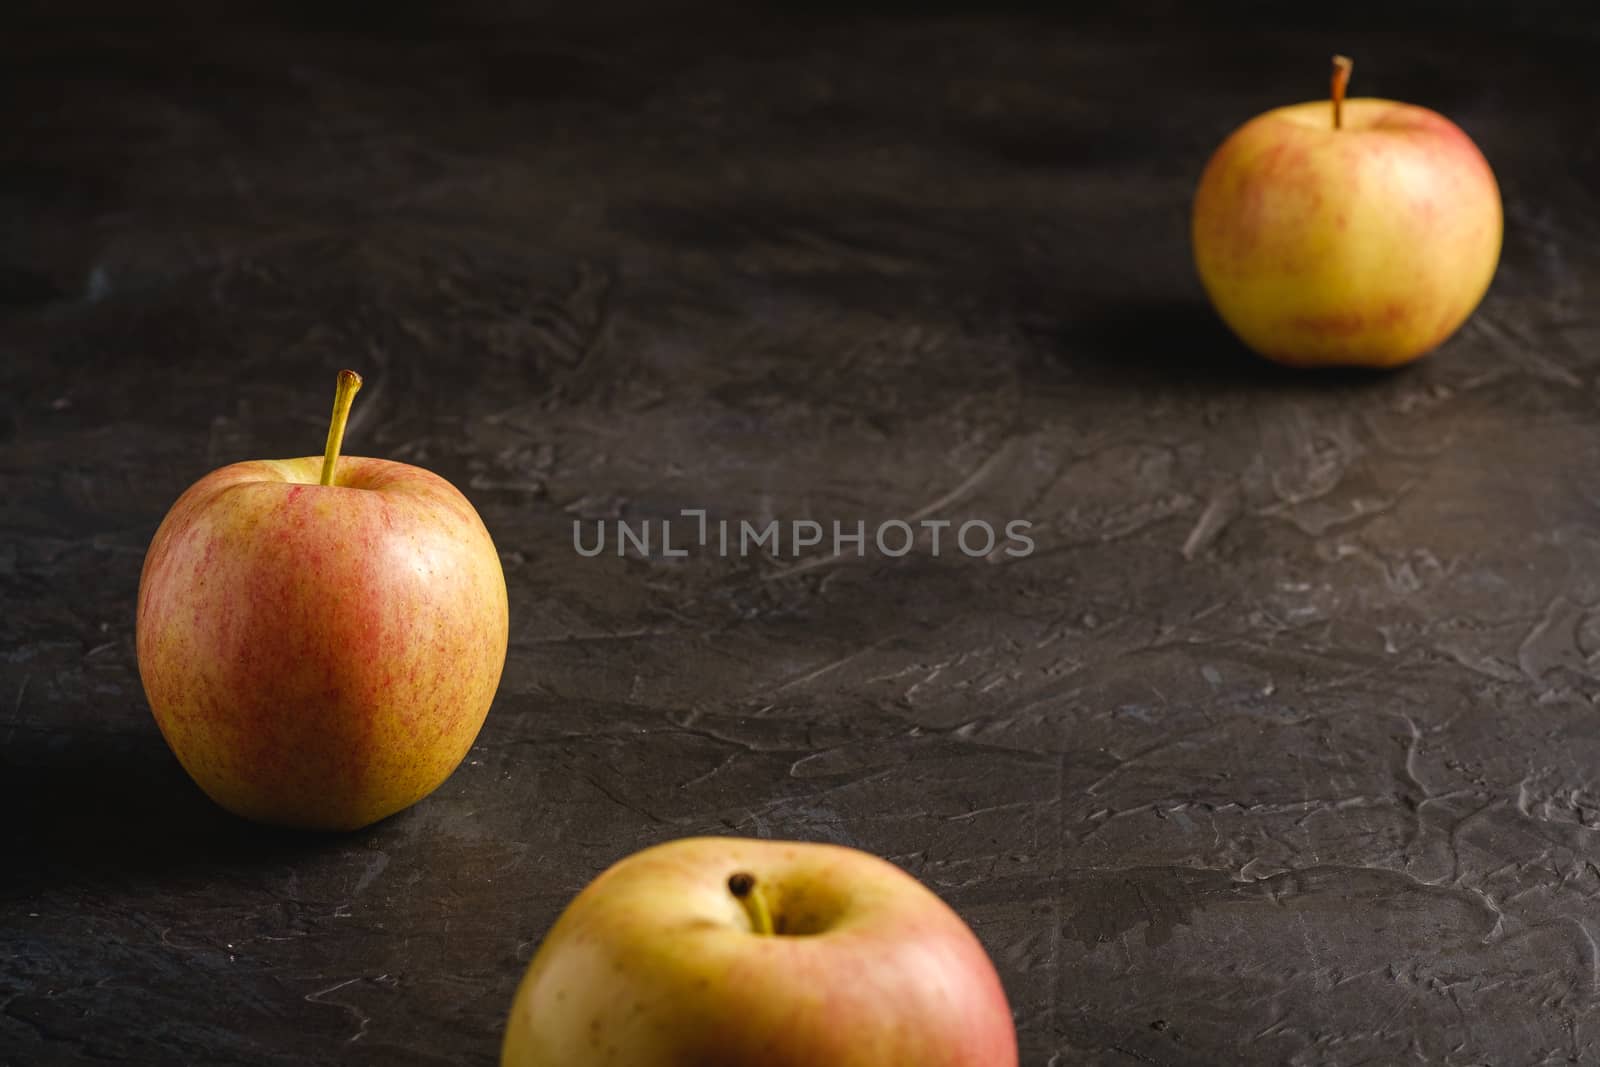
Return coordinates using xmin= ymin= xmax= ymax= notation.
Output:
xmin=0 ymin=726 xmax=356 ymax=893
xmin=1019 ymin=296 xmax=1408 ymax=395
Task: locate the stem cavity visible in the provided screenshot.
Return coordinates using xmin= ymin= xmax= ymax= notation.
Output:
xmin=1331 ymin=54 xmax=1353 ymax=130
xmin=319 ymin=369 xmax=363 ymax=487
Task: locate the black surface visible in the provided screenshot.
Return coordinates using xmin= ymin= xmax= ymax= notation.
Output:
xmin=5 ymin=5 xmax=1600 ymax=1065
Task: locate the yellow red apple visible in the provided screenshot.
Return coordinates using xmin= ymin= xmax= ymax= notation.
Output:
xmin=136 ymin=370 xmax=508 ymax=831
xmin=1192 ymin=55 xmax=1502 ymax=368
xmin=501 ymin=836 xmax=1018 ymax=1067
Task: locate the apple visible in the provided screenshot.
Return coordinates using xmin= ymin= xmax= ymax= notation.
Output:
xmin=1192 ymin=55 xmax=1502 ymax=368
xmin=501 ymin=836 xmax=1018 ymax=1067
xmin=136 ymin=370 xmax=508 ymax=831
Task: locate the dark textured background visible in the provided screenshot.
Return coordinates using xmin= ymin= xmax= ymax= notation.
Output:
xmin=4 ymin=3 xmax=1600 ymax=1064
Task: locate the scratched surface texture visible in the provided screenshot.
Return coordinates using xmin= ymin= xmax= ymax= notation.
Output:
xmin=4 ymin=3 xmax=1600 ymax=1065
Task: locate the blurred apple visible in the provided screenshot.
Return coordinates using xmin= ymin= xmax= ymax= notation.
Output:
xmin=1192 ymin=56 xmax=1501 ymax=368
xmin=136 ymin=370 xmax=508 ymax=830
xmin=502 ymin=836 xmax=1017 ymax=1067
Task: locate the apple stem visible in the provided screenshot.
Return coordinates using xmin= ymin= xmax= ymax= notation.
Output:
xmin=727 ymin=872 xmax=775 ymax=936
xmin=318 ymin=369 xmax=364 ymax=487
xmin=1331 ymin=54 xmax=1353 ymax=130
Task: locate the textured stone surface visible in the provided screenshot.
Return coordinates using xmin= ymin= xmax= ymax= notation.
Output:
xmin=4 ymin=4 xmax=1600 ymax=1064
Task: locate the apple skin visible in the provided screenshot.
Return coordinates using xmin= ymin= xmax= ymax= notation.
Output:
xmin=136 ymin=455 xmax=508 ymax=831
xmin=1192 ymin=97 xmax=1502 ymax=368
xmin=501 ymin=836 xmax=1018 ymax=1067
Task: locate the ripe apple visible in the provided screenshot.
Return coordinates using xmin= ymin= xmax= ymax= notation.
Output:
xmin=501 ymin=836 xmax=1018 ymax=1067
xmin=136 ymin=370 xmax=508 ymax=831
xmin=1192 ymin=55 xmax=1502 ymax=368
